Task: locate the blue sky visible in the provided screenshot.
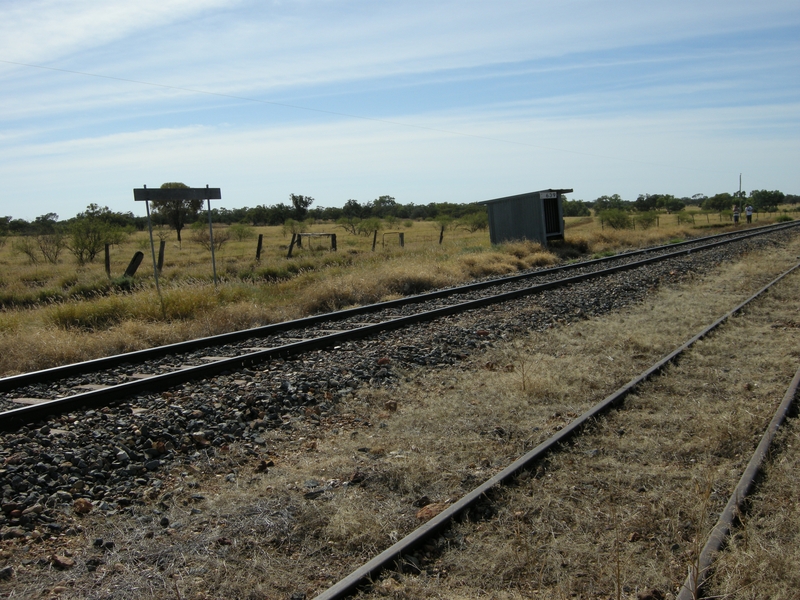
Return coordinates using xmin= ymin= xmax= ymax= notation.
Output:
xmin=1 ymin=0 xmax=799 ymax=220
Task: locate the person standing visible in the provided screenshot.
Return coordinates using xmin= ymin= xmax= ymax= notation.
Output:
xmin=745 ymin=204 xmax=753 ymax=224
xmin=733 ymin=205 xmax=740 ymax=225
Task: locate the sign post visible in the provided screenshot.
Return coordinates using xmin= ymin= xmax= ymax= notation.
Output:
xmin=133 ymin=185 xmax=223 ymax=292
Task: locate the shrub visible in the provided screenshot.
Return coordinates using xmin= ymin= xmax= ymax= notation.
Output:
xmin=599 ymin=209 xmax=632 ymax=229
xmin=12 ymin=236 xmax=39 ymax=264
xmin=458 ymin=212 xmax=489 ymax=233
xmin=190 ymin=226 xmax=230 ymax=251
xmin=676 ymin=212 xmax=695 ymax=225
xmin=357 ymin=218 xmax=382 ymax=236
xmin=636 ymin=212 xmax=658 ymax=229
xmin=229 ymin=223 xmax=255 ymax=241
xmin=775 ymin=214 xmax=793 ymax=222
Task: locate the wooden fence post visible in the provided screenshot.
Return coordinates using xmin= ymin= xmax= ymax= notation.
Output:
xmin=330 ymin=233 xmax=337 ymax=251
xmin=287 ymin=234 xmax=297 ymax=258
xmin=124 ymin=251 xmax=144 ymax=278
xmin=104 ymin=244 xmax=111 ymax=277
xmin=157 ymin=240 xmax=166 ymax=272
xmin=372 ymin=230 xmax=378 ymax=251
xmin=256 ymin=234 xmax=263 ymax=261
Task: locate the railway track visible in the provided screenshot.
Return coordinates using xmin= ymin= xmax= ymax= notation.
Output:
xmin=0 ymin=223 xmax=798 ymax=598
xmin=313 ymin=260 xmax=800 ymax=599
xmin=1 ymin=221 xmax=797 ymax=427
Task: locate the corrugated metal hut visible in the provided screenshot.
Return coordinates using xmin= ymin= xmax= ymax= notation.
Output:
xmin=479 ymin=188 xmax=572 ymax=246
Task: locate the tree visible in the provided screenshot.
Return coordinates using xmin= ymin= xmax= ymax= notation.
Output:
xmin=593 ymin=194 xmax=626 ymax=212
xmin=657 ymin=195 xmax=685 ymax=214
xmin=458 ymin=211 xmax=489 ymax=232
xmin=562 ymin=199 xmax=591 ymax=217
xmin=703 ymin=193 xmax=734 ymax=212
xmin=749 ymin=189 xmax=784 ymax=212
xmin=634 ymin=194 xmax=659 ymax=212
xmin=337 ymin=216 xmax=361 ymax=235
xmin=372 ymin=195 xmax=398 ymax=218
xmin=289 ymin=194 xmax=314 ymax=220
xmin=342 ymin=199 xmax=363 ymax=218
xmin=67 ymin=204 xmax=124 ymax=265
xmin=151 ymin=182 xmax=203 ymax=245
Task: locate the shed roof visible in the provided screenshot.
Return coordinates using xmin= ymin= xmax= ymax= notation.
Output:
xmin=478 ymin=188 xmax=573 ymax=205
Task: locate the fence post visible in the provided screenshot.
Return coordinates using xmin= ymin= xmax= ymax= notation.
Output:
xmin=124 ymin=251 xmax=144 ymax=278
xmin=104 ymin=244 xmax=111 ymax=277
xmin=157 ymin=240 xmax=166 ymax=272
xmin=439 ymin=226 xmax=444 ymax=244
xmin=372 ymin=230 xmax=378 ymax=251
xmin=256 ymin=234 xmax=263 ymax=261
xmin=399 ymin=232 xmax=404 ymax=247
xmin=287 ymin=234 xmax=297 ymax=258
xmin=331 ymin=233 xmax=337 ymax=251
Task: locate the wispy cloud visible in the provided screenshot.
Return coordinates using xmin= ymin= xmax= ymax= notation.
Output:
xmin=0 ymin=1 xmax=798 ymax=218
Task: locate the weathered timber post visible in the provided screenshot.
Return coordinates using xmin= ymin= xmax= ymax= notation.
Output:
xmin=287 ymin=234 xmax=297 ymax=258
xmin=256 ymin=234 xmax=263 ymax=261
xmin=124 ymin=251 xmax=144 ymax=277
xmin=439 ymin=225 xmax=444 ymax=244
xmin=104 ymin=244 xmax=111 ymax=277
xmin=205 ymin=185 xmax=218 ymax=286
xmin=372 ymin=230 xmax=378 ymax=251
xmin=399 ymin=232 xmax=404 ymax=247
xmin=157 ymin=240 xmax=166 ymax=272
xmin=330 ymin=233 xmax=337 ymax=251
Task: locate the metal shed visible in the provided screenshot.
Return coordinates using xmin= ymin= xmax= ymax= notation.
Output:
xmin=479 ymin=188 xmax=572 ymax=246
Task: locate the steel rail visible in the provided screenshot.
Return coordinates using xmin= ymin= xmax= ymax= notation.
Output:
xmin=0 ymin=221 xmax=795 ymax=393
xmin=312 ymin=261 xmax=800 ymax=600
xmin=677 ymin=364 xmax=800 ymax=600
xmin=1 ymin=226 xmax=797 ymax=431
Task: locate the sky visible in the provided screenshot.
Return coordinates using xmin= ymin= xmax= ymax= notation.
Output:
xmin=1 ymin=0 xmax=799 ymax=221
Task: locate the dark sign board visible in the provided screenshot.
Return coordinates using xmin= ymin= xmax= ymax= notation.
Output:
xmin=133 ymin=187 xmax=221 ymax=201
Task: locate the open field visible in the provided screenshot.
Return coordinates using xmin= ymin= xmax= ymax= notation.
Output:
xmin=1 ymin=209 xmax=796 ymax=378
xmin=0 ymin=223 xmax=798 ymax=599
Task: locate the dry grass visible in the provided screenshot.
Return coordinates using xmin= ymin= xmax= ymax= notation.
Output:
xmin=3 ymin=235 xmax=799 ymax=599
xmin=361 ymin=242 xmax=800 ymax=598
xmin=704 ymin=419 xmax=800 ymax=599
xmin=2 ymin=212 xmax=793 ymax=376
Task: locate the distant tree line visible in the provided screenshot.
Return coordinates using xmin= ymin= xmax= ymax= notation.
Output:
xmin=562 ymin=190 xmax=798 ymax=217
xmin=2 ymin=188 xmax=796 ymax=249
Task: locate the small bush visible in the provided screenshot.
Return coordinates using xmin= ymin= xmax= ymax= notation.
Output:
xmin=458 ymin=212 xmax=489 ymax=233
xmin=229 ymin=223 xmax=255 ymax=241
xmin=775 ymin=214 xmax=793 ymax=222
xmin=599 ymin=209 xmax=632 ymax=230
xmin=636 ymin=212 xmax=658 ymax=229
xmin=190 ymin=226 xmax=230 ymax=251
